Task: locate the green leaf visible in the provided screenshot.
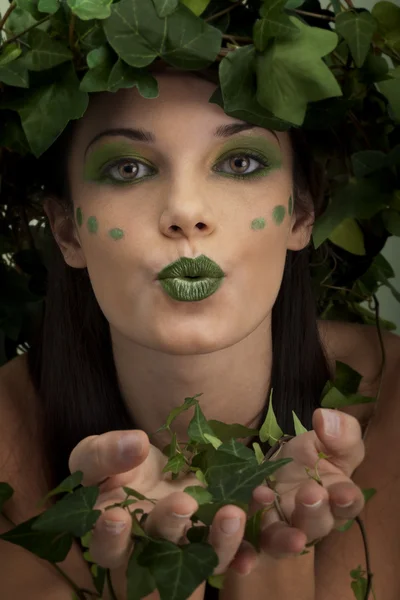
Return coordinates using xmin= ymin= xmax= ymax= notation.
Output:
xmin=157 ymin=395 xmax=201 ymax=432
xmin=0 ymin=482 xmax=14 ymax=513
xmin=254 ymin=0 xmax=298 ymax=51
xmin=16 ymin=0 xmax=42 ymax=20
xmin=67 ymin=0 xmax=113 ymax=20
xmin=252 ymin=442 xmax=264 ymax=465
xmin=255 ymin=16 xmax=341 ymax=125
xmin=372 ymin=1 xmax=400 ymax=50
xmin=329 ymin=217 xmax=365 ymax=255
xmin=321 ymin=384 xmax=375 ymax=408
xmin=123 ymin=487 xmax=156 ymax=504
xmin=86 ymin=45 xmax=111 ymax=69
xmin=107 ymin=59 xmax=159 ymax=98
xmin=0 ymin=60 xmax=29 ymax=87
xmin=382 ymin=209 xmax=400 ymax=235
xmin=335 ymin=11 xmax=377 ymax=68
xmin=212 ymin=45 xmax=291 ymax=131
xmin=138 ymin=539 xmax=219 ymax=600
xmin=184 ymin=486 xmax=213 ymax=505
xmin=188 ymin=403 xmax=215 ymax=444
xmin=2 ymin=62 xmax=88 ymax=157
xmin=259 ymin=390 xmax=283 ymax=445
xmin=180 ymin=0 xmax=211 ymax=17
xmin=0 ymin=44 xmax=22 ymax=67
xmin=377 ymin=76 xmax=400 ymax=122
xmin=208 ymin=420 xmax=258 ymax=442
xmin=162 ymin=453 xmax=186 ymax=474
xmin=127 ymin=541 xmax=157 ymax=600
xmin=103 ymin=0 xmax=222 ymax=69
xmin=36 ymin=470 xmax=83 ymax=508
xmin=152 ymin=0 xmax=179 ymax=18
xmin=195 ymin=469 xmax=207 ymax=486
xmin=38 ymin=0 xmax=60 ymax=14
xmin=203 ymin=433 xmax=223 ymax=449
xmin=207 ymin=573 xmax=226 ymax=589
xmin=350 ymin=565 xmax=368 ymax=600
xmin=20 ymin=29 xmax=73 ymax=71
xmin=351 ymin=150 xmax=386 ymax=178
xmin=334 ymin=361 xmax=362 ymax=395
xmin=0 ymin=515 xmax=73 ymax=562
xmin=292 ymin=411 xmax=308 ymax=435
xmin=32 ymin=486 xmax=101 ymax=537
xmin=244 ymin=508 xmax=264 ymax=551
xmin=186 ymin=524 xmax=209 ymax=543
xmin=217 ymin=439 xmax=258 ymax=464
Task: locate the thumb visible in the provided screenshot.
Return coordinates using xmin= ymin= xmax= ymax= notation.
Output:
xmin=312 ymin=408 xmax=365 ymax=477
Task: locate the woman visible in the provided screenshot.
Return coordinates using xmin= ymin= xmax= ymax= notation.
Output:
xmin=0 ymin=65 xmax=399 ymax=599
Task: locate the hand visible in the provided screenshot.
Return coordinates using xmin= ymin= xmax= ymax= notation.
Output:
xmin=228 ymin=408 xmax=366 ymax=575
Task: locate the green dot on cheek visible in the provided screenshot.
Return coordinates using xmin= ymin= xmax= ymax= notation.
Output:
xmin=87 ymin=216 xmax=98 ymax=234
xmin=76 ymin=207 xmax=83 ymax=227
xmin=251 ymin=217 xmax=266 ymax=230
xmin=109 ymin=228 xmax=124 ymax=241
xmin=272 ymin=205 xmax=286 ymax=225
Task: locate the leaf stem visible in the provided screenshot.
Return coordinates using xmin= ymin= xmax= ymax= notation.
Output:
xmin=222 ymin=34 xmax=252 ymax=43
xmin=0 ymin=1 xmax=16 ymax=33
xmin=355 ymin=517 xmax=373 ymax=600
xmin=205 ymin=0 xmax=244 ymax=23
xmin=51 ymin=564 xmax=94 ymax=600
xmin=0 ymin=14 xmax=50 ymax=47
xmin=293 ymin=9 xmax=335 ymax=21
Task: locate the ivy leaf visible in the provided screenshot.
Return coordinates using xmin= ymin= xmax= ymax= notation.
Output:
xmin=180 ymin=0 xmax=211 ymax=17
xmin=152 ymin=0 xmax=179 ymax=18
xmin=36 ymin=470 xmax=83 ymax=509
xmin=212 ymin=45 xmax=291 ymax=131
xmin=108 ymin=59 xmax=159 ymax=98
xmin=188 ymin=403 xmax=215 ymax=444
xmin=20 ymin=29 xmax=72 ymax=72
xmin=254 ymin=0 xmax=299 ymax=51
xmin=31 ymin=486 xmax=101 ymax=537
xmin=259 ymin=390 xmax=283 ymax=445
xmin=162 ymin=453 xmax=186 ymax=475
xmin=350 ymin=566 xmax=368 ymax=600
xmin=334 ymin=361 xmax=362 ymax=395
xmin=184 ymin=486 xmax=213 ymax=505
xmin=123 ymin=487 xmax=157 ymax=504
xmin=157 ymin=395 xmax=201 ymax=433
xmin=217 ymin=439 xmax=258 ymax=464
xmin=1 ymin=62 xmax=88 ymax=157
xmin=0 ymin=60 xmax=29 ymax=87
xmin=292 ymin=411 xmax=308 ymax=435
xmin=0 ymin=482 xmax=14 ymax=513
xmin=208 ymin=420 xmax=258 ymax=442
xmin=335 ymin=11 xmax=377 ymax=68
xmin=244 ymin=508 xmax=264 ymax=551
xmin=252 ymin=442 xmax=264 ymax=465
xmin=103 ymin=0 xmax=222 ymax=69
xmin=127 ymin=541 xmax=157 ymax=600
xmin=38 ymin=0 xmax=60 ymax=14
xmin=329 ymin=218 xmax=366 ymax=256
xmin=0 ymin=515 xmax=73 ymax=562
xmin=0 ymin=44 xmax=22 ymax=67
xmin=138 ymin=539 xmax=219 ymax=600
xmin=255 ymin=16 xmax=341 ymax=125
xmin=208 ymin=573 xmax=225 ymax=589
xmin=382 ymin=209 xmax=400 ymax=236
xmin=16 ymin=0 xmax=43 ymax=20
xmin=351 ymin=150 xmax=386 ymax=177
xmin=67 ymin=0 xmax=113 ymax=20
xmin=321 ymin=384 xmax=375 ymax=408
xmin=203 ymin=433 xmax=223 ymax=449
xmin=377 ymin=76 xmax=400 ymax=122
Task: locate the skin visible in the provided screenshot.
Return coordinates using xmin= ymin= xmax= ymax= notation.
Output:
xmin=44 ymin=70 xmax=365 ymax=595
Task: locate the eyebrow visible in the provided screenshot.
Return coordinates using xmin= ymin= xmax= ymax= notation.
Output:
xmin=84 ymin=122 xmax=280 ymax=157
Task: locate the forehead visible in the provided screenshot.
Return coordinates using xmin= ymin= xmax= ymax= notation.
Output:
xmin=70 ymin=71 xmax=291 ymax=160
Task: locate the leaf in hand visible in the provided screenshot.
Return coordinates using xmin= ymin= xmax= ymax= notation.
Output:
xmin=156 ymin=395 xmax=201 ymax=433
xmin=138 ymin=539 xmax=219 ymax=600
xmin=127 ymin=540 xmax=157 ymax=600
xmin=292 ymin=411 xmax=308 ymax=435
xmin=188 ymin=403 xmax=216 ymax=444
xmin=259 ymin=390 xmax=283 ymax=445
xmin=36 ymin=470 xmax=84 ymax=509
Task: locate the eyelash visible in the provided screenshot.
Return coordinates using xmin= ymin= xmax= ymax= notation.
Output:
xmin=100 ymin=150 xmax=271 ymax=184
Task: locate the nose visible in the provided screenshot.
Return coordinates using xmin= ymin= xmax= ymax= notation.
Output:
xmin=159 ymin=187 xmax=216 ymax=240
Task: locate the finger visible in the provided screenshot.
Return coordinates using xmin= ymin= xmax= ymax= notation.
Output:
xmin=259 ymin=521 xmax=307 ymax=558
xmin=208 ymin=505 xmax=247 ymax=574
xmin=228 ymin=541 xmax=259 ymax=576
xmin=327 ymin=480 xmax=365 ymax=522
xmin=90 ymin=506 xmax=133 ymax=569
xmin=291 ymin=479 xmax=334 ymax=542
xmin=312 ymin=409 xmax=365 ymax=476
xmin=68 ymin=430 xmax=150 ymax=487
xmin=144 ymin=491 xmax=199 ymax=543
xmin=248 ymin=485 xmax=276 ymax=517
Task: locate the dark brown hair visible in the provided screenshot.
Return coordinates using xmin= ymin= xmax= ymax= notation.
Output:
xmin=27 ymin=78 xmax=331 ymax=497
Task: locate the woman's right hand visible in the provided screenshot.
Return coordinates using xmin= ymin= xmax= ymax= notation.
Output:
xmin=68 ymin=430 xmax=265 ymax=600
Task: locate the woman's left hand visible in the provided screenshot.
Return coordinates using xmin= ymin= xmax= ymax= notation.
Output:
xmin=229 ymin=407 xmax=366 ymax=575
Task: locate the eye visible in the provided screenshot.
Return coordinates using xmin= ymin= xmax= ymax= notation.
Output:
xmin=214 ymin=151 xmax=271 ymax=178
xmin=101 ymin=158 xmax=154 ymax=183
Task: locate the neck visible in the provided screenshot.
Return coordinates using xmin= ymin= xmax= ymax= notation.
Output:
xmin=111 ymin=318 xmax=273 ymax=449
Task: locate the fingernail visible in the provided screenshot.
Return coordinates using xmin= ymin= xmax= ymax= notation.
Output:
xmin=118 ymin=433 xmax=142 ymax=458
xmin=104 ymin=520 xmax=127 ymax=535
xmin=172 ymin=512 xmax=193 ymax=518
xmin=302 ymin=499 xmax=323 ymax=509
xmin=322 ymin=409 xmax=341 ymax=437
xmin=336 ymin=500 xmax=354 ymax=508
xmin=221 ymin=517 xmax=240 ymax=535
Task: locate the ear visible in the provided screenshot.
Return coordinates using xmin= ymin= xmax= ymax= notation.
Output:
xmin=286 ymin=191 xmax=315 ymax=251
xmin=43 ymin=198 xmax=87 ymax=269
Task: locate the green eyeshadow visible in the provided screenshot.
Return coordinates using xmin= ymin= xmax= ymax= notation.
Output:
xmin=84 ymin=141 xmax=145 ymax=181
xmin=215 ymin=135 xmax=282 ymax=172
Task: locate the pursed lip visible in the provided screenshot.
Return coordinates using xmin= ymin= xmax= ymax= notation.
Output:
xmin=157 ymin=254 xmax=225 ymax=280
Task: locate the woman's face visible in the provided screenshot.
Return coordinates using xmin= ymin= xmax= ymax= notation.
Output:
xmin=50 ymin=70 xmax=312 ymax=355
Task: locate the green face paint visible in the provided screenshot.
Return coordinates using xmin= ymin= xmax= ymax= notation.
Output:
xmin=109 ymin=228 xmax=124 ymax=241
xmin=76 ymin=207 xmax=83 ymax=227
xmin=272 ymin=205 xmax=286 ymax=225
xmin=213 ymin=135 xmax=283 ymax=180
xmin=83 ymin=141 xmax=153 ymax=184
xmin=288 ymin=195 xmax=293 ymax=216
xmin=251 ymin=217 xmax=266 ymax=230
xmin=87 ymin=216 xmax=98 ymax=234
